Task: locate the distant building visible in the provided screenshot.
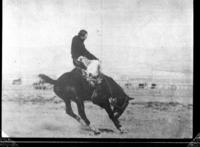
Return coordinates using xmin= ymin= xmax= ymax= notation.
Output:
xmin=32 ymin=80 xmax=53 ymax=90
xmin=151 ymin=83 xmax=157 ymax=89
xmin=125 ymin=82 xmax=132 ymax=89
xmin=12 ymin=78 xmax=22 ymax=85
xmin=138 ymin=83 xmax=147 ymax=89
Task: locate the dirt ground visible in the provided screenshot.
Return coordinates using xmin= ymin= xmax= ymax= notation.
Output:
xmin=2 ymin=85 xmax=192 ymax=138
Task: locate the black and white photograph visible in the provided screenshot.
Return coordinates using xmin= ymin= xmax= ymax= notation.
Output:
xmin=2 ymin=0 xmax=193 ymax=139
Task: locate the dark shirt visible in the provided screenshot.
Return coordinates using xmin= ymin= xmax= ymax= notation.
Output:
xmin=71 ymin=35 xmax=98 ymax=60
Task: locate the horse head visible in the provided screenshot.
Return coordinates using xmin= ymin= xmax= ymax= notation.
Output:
xmin=112 ymin=94 xmax=134 ymax=119
xmin=91 ymin=74 xmax=135 ymax=119
xmin=97 ymin=75 xmax=135 ymax=119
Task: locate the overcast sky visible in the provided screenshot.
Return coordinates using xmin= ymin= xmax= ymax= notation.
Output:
xmin=3 ymin=0 xmax=193 ymax=81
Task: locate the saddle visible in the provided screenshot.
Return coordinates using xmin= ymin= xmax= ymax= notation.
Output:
xmin=73 ymin=67 xmax=102 ymax=87
xmin=81 ymin=69 xmax=103 ymax=87
xmin=74 ymin=56 xmax=103 ymax=87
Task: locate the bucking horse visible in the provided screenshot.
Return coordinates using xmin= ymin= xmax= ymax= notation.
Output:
xmin=39 ymin=68 xmax=134 ymax=134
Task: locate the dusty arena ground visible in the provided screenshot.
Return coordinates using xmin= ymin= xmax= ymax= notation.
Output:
xmin=2 ymin=84 xmax=192 ymax=138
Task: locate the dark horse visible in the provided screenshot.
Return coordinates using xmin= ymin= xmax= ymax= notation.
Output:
xmin=39 ymin=68 xmax=134 ymax=134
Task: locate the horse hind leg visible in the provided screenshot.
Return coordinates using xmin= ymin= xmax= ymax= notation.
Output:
xmin=64 ymin=99 xmax=83 ymax=124
xmin=53 ymin=87 xmax=82 ymax=124
xmin=76 ymin=100 xmax=90 ymax=125
xmin=76 ymin=99 xmax=100 ymax=134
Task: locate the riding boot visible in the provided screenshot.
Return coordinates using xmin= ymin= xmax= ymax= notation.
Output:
xmin=73 ymin=59 xmax=87 ymax=70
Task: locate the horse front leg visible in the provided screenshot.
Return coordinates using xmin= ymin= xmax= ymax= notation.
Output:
xmin=104 ymin=104 xmax=123 ymax=132
xmin=76 ymin=100 xmax=100 ymax=135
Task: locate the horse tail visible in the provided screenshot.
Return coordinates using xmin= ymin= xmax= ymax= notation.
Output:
xmin=38 ymin=74 xmax=56 ymax=85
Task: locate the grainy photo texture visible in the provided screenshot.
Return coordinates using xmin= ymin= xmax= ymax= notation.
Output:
xmin=2 ymin=0 xmax=193 ymax=138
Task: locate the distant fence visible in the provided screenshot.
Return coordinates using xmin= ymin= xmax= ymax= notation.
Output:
xmin=115 ymin=79 xmax=193 ymax=98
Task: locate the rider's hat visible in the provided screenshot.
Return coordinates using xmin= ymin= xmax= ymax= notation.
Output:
xmin=78 ymin=29 xmax=88 ymax=37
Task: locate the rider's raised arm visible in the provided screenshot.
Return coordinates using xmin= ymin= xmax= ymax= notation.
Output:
xmin=82 ymin=47 xmax=98 ymax=60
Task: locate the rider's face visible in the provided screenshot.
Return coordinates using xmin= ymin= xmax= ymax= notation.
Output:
xmin=83 ymin=33 xmax=88 ymax=40
xmin=81 ymin=33 xmax=88 ymax=41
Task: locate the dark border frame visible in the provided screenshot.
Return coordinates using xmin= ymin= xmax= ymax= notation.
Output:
xmin=1 ymin=0 xmax=199 ymax=146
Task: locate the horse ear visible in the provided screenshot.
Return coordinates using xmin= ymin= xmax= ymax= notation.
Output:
xmin=128 ymin=96 xmax=135 ymax=101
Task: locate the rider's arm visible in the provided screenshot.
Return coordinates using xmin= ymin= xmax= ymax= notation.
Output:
xmin=82 ymin=46 xmax=98 ymax=60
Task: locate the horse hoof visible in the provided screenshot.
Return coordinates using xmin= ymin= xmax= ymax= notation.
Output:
xmin=89 ymin=131 xmax=100 ymax=136
xmin=89 ymin=124 xmax=100 ymax=134
xmin=118 ymin=127 xmax=128 ymax=134
xmin=94 ymin=131 xmax=101 ymax=135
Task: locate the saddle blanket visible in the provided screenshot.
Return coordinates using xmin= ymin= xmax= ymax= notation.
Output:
xmin=77 ymin=56 xmax=102 ymax=86
xmin=77 ymin=56 xmax=101 ymax=77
